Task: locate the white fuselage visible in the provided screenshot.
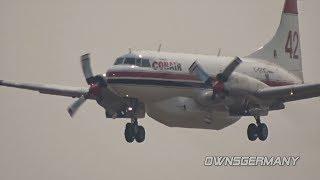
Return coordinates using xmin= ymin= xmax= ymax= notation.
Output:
xmin=104 ymin=50 xmax=301 ymax=130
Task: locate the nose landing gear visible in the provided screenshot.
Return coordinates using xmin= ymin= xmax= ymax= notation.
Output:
xmin=122 ymin=99 xmax=146 ymax=143
xmin=247 ymin=116 xmax=268 ymax=141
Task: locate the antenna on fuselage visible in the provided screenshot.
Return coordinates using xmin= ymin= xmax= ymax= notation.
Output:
xmin=217 ymin=48 xmax=222 ymax=57
xmin=157 ymin=44 xmax=162 ymax=52
xmin=129 ymin=48 xmax=132 ymax=54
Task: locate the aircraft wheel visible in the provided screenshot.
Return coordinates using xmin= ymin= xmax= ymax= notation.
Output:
xmin=135 ymin=126 xmax=145 ymax=143
xmin=247 ymin=123 xmax=258 ymax=141
xmin=124 ymin=123 xmax=135 ymax=143
xmin=257 ymin=123 xmax=268 ymax=141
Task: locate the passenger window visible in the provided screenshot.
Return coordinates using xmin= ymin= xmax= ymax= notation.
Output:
xmin=124 ymin=58 xmax=136 ymax=65
xmin=142 ymin=59 xmax=151 ymax=67
xmin=136 ymin=58 xmax=142 ymax=67
xmin=114 ymin=58 xmax=124 ymax=65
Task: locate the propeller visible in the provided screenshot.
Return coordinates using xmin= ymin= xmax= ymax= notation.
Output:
xmin=67 ymin=54 xmax=105 ymax=117
xmin=81 ymin=54 xmax=95 ymax=84
xmin=189 ymin=56 xmax=242 ymax=96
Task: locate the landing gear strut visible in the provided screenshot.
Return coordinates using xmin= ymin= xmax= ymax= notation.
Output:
xmin=247 ymin=116 xmax=268 ymax=141
xmin=124 ymin=118 xmax=145 ymax=143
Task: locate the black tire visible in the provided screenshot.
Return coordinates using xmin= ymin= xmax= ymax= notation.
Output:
xmin=247 ymin=123 xmax=258 ymax=141
xmin=135 ymin=126 xmax=145 ymax=143
xmin=124 ymin=123 xmax=135 ymax=143
xmin=257 ymin=123 xmax=268 ymax=141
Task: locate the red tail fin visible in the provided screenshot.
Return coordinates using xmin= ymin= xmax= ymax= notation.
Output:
xmin=283 ymin=0 xmax=298 ymax=14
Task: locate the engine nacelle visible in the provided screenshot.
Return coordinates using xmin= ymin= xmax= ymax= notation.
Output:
xmin=195 ymin=72 xmax=269 ymax=109
xmin=224 ymin=72 xmax=269 ymax=95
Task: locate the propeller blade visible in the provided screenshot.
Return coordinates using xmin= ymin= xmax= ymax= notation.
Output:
xmin=67 ymin=95 xmax=87 ymax=117
xmin=218 ymin=56 xmax=242 ymax=82
xmin=81 ymin=54 xmax=95 ymax=84
xmin=189 ymin=61 xmax=213 ymax=86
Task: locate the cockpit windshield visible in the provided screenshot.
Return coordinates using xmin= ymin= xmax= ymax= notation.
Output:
xmin=114 ymin=58 xmax=124 ymax=65
xmin=124 ymin=58 xmax=135 ymax=65
xmin=114 ymin=57 xmax=151 ymax=68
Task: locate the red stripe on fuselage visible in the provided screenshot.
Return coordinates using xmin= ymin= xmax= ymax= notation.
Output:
xmin=107 ymin=71 xmax=294 ymax=87
xmin=263 ymin=81 xmax=293 ymax=87
xmin=107 ymin=71 xmax=198 ymax=81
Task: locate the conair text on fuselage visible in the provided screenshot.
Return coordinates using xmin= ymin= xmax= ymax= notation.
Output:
xmin=152 ymin=60 xmax=182 ymax=71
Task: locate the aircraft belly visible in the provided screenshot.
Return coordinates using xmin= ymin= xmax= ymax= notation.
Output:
xmin=108 ymin=82 xmax=241 ymax=130
xmin=146 ymin=97 xmax=241 ymax=130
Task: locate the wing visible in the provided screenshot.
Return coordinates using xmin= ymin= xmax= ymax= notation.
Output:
xmin=0 ymin=80 xmax=88 ymax=98
xmin=256 ymin=83 xmax=320 ymax=102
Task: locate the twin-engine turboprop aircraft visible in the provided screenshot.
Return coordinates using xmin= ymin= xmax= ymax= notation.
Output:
xmin=1 ymin=0 xmax=319 ymax=143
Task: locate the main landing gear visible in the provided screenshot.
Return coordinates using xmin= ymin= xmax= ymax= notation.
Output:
xmin=247 ymin=116 xmax=268 ymax=141
xmin=123 ymin=99 xmax=146 ymax=143
xmin=124 ymin=118 xmax=145 ymax=143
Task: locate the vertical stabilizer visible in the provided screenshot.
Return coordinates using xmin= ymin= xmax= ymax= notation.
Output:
xmin=247 ymin=0 xmax=303 ymax=81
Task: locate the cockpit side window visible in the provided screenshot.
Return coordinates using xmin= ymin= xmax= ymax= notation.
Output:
xmin=114 ymin=58 xmax=124 ymax=65
xmin=141 ymin=59 xmax=151 ymax=67
xmin=136 ymin=58 xmax=142 ymax=67
xmin=124 ymin=58 xmax=136 ymax=65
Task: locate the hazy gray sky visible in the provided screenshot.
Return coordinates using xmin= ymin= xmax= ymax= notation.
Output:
xmin=0 ymin=0 xmax=319 ymax=179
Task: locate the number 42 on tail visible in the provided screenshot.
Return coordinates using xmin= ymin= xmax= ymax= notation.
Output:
xmin=285 ymin=30 xmax=299 ymax=59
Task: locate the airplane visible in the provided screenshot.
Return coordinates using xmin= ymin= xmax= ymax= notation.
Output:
xmin=1 ymin=0 xmax=319 ymax=143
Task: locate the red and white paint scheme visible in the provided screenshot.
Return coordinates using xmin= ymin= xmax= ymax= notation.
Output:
xmin=1 ymin=0 xmax=319 ymax=143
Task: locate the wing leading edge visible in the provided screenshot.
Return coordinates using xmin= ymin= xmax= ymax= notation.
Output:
xmin=256 ymin=83 xmax=320 ymax=102
xmin=0 ymin=80 xmax=88 ymax=98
